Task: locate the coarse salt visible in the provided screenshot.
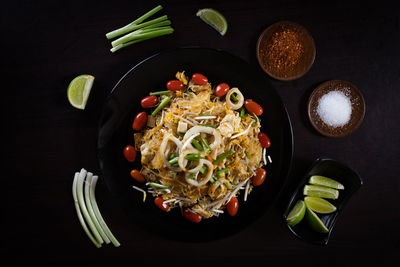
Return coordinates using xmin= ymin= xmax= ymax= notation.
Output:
xmin=316 ymin=90 xmax=352 ymax=127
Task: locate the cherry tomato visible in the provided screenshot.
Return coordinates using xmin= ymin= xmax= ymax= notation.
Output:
xmin=141 ymin=95 xmax=158 ymax=108
xmin=183 ymin=208 xmax=202 ymax=223
xmin=227 ymin=196 xmax=239 ymax=216
xmin=130 ymin=169 xmax=145 ymax=183
xmin=252 ymin=168 xmax=267 ymax=186
xmin=215 ymin=83 xmax=230 ymax=97
xmin=123 ymin=145 xmax=137 ymax=162
xmin=258 ymin=132 xmax=271 ymax=148
xmin=244 ymin=99 xmax=263 ymax=116
xmin=166 ymin=80 xmax=184 ymax=91
xmin=192 ymin=73 xmax=208 ymax=85
xmin=154 ymin=196 xmax=169 ymax=212
xmin=132 ymin=111 xmax=147 ymax=131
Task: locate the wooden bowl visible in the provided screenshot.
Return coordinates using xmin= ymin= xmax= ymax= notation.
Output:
xmin=256 ymin=21 xmax=316 ymax=81
xmin=307 ymin=80 xmax=366 ymax=137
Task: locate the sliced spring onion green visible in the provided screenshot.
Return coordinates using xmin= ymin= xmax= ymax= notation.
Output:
xmin=168 ymin=157 xmax=178 ymax=165
xmin=245 ymin=151 xmax=251 ymax=159
xmin=199 ymin=165 xmax=208 ymax=175
xmin=213 ymin=150 xmax=233 ymax=165
xmin=152 ymin=96 xmax=171 ymax=117
xmin=252 ymin=114 xmax=260 ymax=125
xmin=209 ymin=177 xmax=215 ymax=183
xmin=216 ymin=168 xmax=229 ymax=178
xmin=189 ymin=173 xmax=196 ymax=179
xmin=200 ymin=135 xmax=211 ymax=154
xmin=225 ymin=181 xmax=233 ymax=189
xmin=198 ymin=123 xmax=216 ymax=128
xmin=150 ymin=90 xmax=171 ymax=96
xmin=177 ymin=132 xmax=185 ymax=138
xmin=191 ymin=139 xmax=204 ymax=151
xmin=230 ymin=93 xmax=239 ymax=102
xmin=185 ymin=153 xmax=204 ymax=161
xmin=240 ymin=108 xmax=245 ymax=118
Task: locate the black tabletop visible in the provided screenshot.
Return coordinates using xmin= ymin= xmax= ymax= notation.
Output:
xmin=4 ymin=0 xmax=400 ymax=265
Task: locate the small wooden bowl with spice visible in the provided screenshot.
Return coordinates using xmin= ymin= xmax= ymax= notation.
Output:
xmin=256 ymin=21 xmax=316 ymax=81
xmin=307 ymin=80 xmax=366 ymax=138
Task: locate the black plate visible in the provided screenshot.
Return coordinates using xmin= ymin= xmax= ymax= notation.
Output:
xmin=97 ymin=47 xmax=293 ymax=242
xmin=283 ymin=157 xmax=363 ymax=245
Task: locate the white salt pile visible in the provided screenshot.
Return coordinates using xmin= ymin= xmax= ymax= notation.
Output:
xmin=316 ymin=90 xmax=352 ymax=127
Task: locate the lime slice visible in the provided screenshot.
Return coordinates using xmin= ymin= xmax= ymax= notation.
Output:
xmin=67 ymin=74 xmax=94 ymax=110
xmin=305 ymin=205 xmax=329 ymax=233
xmin=303 ymin=185 xmax=339 ymax=199
xmin=309 ymin=175 xmax=344 ymax=190
xmin=305 ymin=196 xmax=337 ymax=214
xmin=196 ymin=8 xmax=228 ymax=36
xmin=286 ymin=200 xmax=306 ymax=226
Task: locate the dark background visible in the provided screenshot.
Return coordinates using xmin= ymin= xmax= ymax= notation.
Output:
xmin=4 ymin=0 xmax=399 ymax=265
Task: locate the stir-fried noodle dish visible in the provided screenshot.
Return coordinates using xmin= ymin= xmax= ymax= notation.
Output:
xmin=129 ymin=71 xmax=272 ymax=222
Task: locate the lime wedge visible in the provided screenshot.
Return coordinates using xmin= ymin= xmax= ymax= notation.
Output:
xmin=303 ymin=185 xmax=339 ymax=199
xmin=305 ymin=196 xmax=337 ymax=214
xmin=196 ymin=8 xmax=228 ymax=36
xmin=286 ymin=200 xmax=306 ymax=226
xmin=67 ymin=74 xmax=94 ymax=110
xmin=309 ymin=175 xmax=344 ymax=190
xmin=305 ymin=205 xmax=329 ymax=233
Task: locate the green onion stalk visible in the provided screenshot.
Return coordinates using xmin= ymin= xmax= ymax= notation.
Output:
xmin=106 ymin=5 xmax=164 ymax=39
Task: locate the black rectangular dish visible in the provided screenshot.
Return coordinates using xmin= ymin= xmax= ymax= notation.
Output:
xmin=283 ymin=157 xmax=363 ymax=245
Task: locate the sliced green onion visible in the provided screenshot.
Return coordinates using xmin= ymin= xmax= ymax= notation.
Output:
xmin=240 ymin=108 xmax=245 ymax=118
xmin=252 ymin=114 xmax=260 ymax=125
xmin=189 ymin=173 xmax=196 ymax=179
xmin=168 ymin=157 xmax=178 ymax=165
xmin=200 ymin=135 xmax=211 ymax=154
xmin=150 ymin=90 xmax=171 ymax=96
xmin=225 ymin=181 xmax=233 ymax=189
xmin=152 ymin=96 xmax=171 ymax=117
xmin=177 ymin=132 xmax=185 ymax=138
xmin=148 ymin=182 xmax=169 ymax=189
xmin=169 ymin=153 xmax=177 ymax=160
xmin=209 ymin=177 xmax=215 ymax=183
xmin=245 ymin=151 xmax=251 ymax=159
xmin=213 ymin=150 xmax=233 ymax=165
xmin=198 ymin=123 xmax=216 ymax=128
xmin=216 ymin=168 xmax=229 ymax=177
xmin=106 ymin=5 xmax=163 ymax=39
xmin=230 ymin=93 xmax=239 ymax=102
xmin=185 ymin=153 xmax=204 ymax=161
xmin=191 ymin=139 xmax=204 ymax=151
xmin=199 ymin=165 xmax=207 ymax=175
